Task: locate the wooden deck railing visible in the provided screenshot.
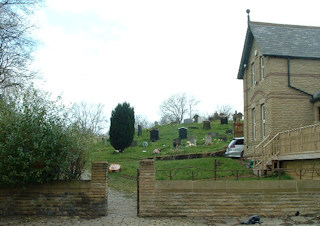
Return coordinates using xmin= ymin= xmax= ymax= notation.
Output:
xmin=254 ymin=123 xmax=320 ymax=169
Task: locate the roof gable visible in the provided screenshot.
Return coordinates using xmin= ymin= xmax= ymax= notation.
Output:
xmin=237 ymin=21 xmax=320 ymax=79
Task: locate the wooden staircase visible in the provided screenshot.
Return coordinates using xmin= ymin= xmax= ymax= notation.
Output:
xmin=253 ymin=123 xmax=320 ymax=170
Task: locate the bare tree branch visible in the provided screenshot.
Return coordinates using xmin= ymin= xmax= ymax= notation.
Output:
xmin=70 ymin=102 xmax=108 ymax=135
xmin=0 ymin=0 xmax=43 ymax=94
xmin=159 ymin=93 xmax=196 ymax=124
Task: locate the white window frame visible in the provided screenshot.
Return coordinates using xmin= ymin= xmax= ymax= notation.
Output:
xmin=261 ymin=56 xmax=265 ymax=80
xmin=252 ymin=62 xmax=256 ymax=86
xmin=261 ymin=104 xmax=266 ymax=138
xmin=253 ymin=108 xmax=256 ymax=141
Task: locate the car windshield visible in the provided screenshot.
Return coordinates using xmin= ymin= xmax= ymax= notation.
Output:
xmin=228 ymin=139 xmax=243 ymax=147
xmin=228 ymin=140 xmax=237 ymax=147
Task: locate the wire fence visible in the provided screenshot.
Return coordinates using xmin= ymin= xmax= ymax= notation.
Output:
xmin=156 ymin=167 xmax=320 ymax=181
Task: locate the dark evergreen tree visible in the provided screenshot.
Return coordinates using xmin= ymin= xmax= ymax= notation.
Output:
xmin=109 ymin=102 xmax=135 ymax=153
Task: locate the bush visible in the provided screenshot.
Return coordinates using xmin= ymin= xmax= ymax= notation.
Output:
xmin=0 ymin=88 xmax=90 ymax=185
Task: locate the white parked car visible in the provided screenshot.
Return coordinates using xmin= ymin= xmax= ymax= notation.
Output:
xmin=225 ymin=137 xmax=244 ymax=158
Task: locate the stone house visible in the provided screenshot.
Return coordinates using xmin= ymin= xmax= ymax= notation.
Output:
xmin=237 ymin=19 xmax=320 ymax=159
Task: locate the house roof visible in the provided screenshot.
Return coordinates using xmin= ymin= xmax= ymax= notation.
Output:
xmin=237 ymin=21 xmax=320 ymax=79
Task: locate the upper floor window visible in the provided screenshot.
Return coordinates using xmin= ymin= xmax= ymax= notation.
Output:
xmin=252 ymin=62 xmax=256 ymax=86
xmin=261 ymin=56 xmax=265 ymax=80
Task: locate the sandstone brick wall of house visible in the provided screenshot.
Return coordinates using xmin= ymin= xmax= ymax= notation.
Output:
xmin=243 ymin=40 xmax=320 ymax=156
xmin=0 ymin=162 xmax=108 ymax=217
xmin=282 ymin=159 xmax=320 ymax=180
xmin=139 ymin=159 xmax=320 ymax=217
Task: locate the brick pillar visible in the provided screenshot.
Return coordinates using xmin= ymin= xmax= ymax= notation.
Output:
xmin=138 ymin=159 xmax=156 ymax=216
xmin=90 ymin=162 xmax=108 ymax=216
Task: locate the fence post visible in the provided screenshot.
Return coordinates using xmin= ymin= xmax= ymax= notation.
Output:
xmin=279 ymin=169 xmax=282 ymax=180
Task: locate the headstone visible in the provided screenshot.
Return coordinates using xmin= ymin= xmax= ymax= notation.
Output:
xmin=220 ymin=117 xmax=228 ymax=125
xmin=188 ymin=136 xmax=197 ymax=146
xmin=193 ymin=115 xmax=199 ymax=123
xmin=184 ymin=119 xmax=193 ymax=124
xmin=102 ymin=136 xmax=107 ymax=146
xmin=150 ymin=129 xmax=159 ymax=141
xmin=179 ymin=127 xmax=188 ymax=139
xmin=203 ymin=120 xmax=211 ymax=130
xmin=209 ymin=132 xmax=218 ymax=138
xmin=131 ymin=140 xmax=138 ymax=147
xmin=205 ymin=135 xmax=213 ymax=145
xmin=173 ymin=138 xmax=181 ymax=148
xmin=138 ymin=125 xmax=142 ymax=136
xmin=233 ymin=111 xmax=243 ymax=122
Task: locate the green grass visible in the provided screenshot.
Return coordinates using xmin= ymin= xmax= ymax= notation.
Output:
xmin=90 ymin=121 xmax=234 ymax=175
xmin=88 ymin=121 xmax=290 ymax=193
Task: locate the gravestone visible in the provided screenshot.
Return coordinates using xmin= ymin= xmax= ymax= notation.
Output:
xmin=205 ymin=135 xmax=213 ymax=145
xmin=203 ymin=120 xmax=211 ymax=130
xmin=150 ymin=129 xmax=159 ymax=141
xmin=179 ymin=127 xmax=188 ymax=139
xmin=193 ymin=115 xmax=199 ymax=123
xmin=209 ymin=132 xmax=218 ymax=138
xmin=102 ymin=136 xmax=107 ymax=146
xmin=220 ymin=117 xmax=228 ymax=125
xmin=184 ymin=119 xmax=193 ymax=124
xmin=188 ymin=136 xmax=197 ymax=146
xmin=138 ymin=125 xmax=142 ymax=136
xmin=233 ymin=111 xmax=243 ymax=122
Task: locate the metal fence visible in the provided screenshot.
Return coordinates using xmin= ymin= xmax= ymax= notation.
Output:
xmin=156 ymin=167 xmax=320 ymax=181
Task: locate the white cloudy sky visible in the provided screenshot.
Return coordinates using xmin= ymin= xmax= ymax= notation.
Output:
xmin=33 ymin=0 xmax=320 ymax=123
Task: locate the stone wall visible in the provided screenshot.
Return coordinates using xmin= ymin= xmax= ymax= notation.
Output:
xmin=0 ymin=162 xmax=108 ymax=217
xmin=139 ymin=159 xmax=320 ymax=217
xmin=282 ymin=159 xmax=320 ymax=180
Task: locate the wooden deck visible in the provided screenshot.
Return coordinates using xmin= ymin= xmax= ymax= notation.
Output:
xmin=253 ymin=123 xmax=320 ymax=169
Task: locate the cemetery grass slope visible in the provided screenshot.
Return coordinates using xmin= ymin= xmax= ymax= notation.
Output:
xmin=89 ymin=121 xmax=246 ymax=193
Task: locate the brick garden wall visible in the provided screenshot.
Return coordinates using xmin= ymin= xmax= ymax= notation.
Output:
xmin=139 ymin=159 xmax=320 ymax=217
xmin=0 ymin=162 xmax=108 ymax=217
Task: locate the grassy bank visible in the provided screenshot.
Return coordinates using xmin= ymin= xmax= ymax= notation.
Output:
xmin=89 ymin=121 xmax=237 ymax=192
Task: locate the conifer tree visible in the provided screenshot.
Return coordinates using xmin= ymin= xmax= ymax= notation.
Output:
xmin=109 ymin=102 xmax=135 ymax=153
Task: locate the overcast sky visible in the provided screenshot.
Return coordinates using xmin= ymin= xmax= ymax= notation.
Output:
xmin=33 ymin=0 xmax=320 ymax=124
